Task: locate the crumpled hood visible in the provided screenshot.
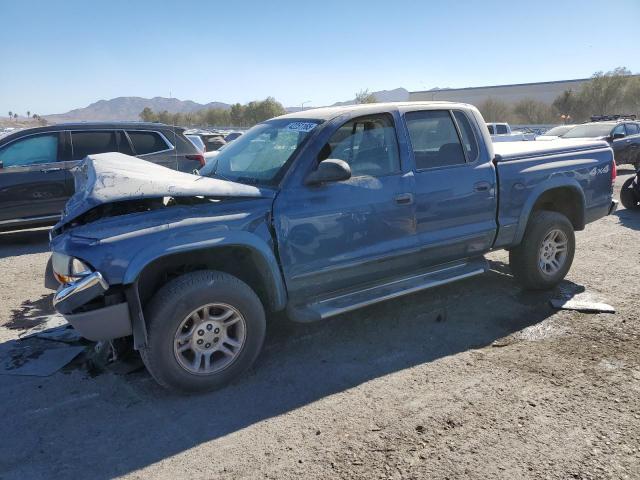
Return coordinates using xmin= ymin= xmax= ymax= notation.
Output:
xmin=59 ymin=152 xmax=267 ymax=226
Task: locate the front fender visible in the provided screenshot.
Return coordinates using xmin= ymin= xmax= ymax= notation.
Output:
xmin=123 ymin=230 xmax=288 ymax=311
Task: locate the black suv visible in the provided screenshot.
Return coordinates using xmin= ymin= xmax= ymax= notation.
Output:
xmin=562 ymin=115 xmax=640 ymax=169
xmin=0 ymin=122 xmax=204 ymax=231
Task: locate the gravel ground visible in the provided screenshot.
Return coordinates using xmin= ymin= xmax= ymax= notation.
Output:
xmin=0 ymin=173 xmax=638 ymax=480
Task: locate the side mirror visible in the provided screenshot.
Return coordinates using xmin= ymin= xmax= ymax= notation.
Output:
xmin=612 ymin=132 xmax=626 ymax=140
xmin=305 ymin=159 xmax=351 ymax=185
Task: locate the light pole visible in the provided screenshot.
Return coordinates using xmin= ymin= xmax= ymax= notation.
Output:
xmin=300 ymin=100 xmax=311 ymax=111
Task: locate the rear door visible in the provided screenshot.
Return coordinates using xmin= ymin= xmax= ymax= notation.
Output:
xmin=610 ymin=124 xmax=630 ymax=165
xmin=274 ymin=113 xmax=417 ymax=301
xmin=0 ymin=132 xmax=71 ymax=224
xmin=403 ymin=109 xmax=497 ymax=268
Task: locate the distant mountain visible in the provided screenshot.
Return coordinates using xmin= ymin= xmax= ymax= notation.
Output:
xmin=43 ymin=88 xmax=410 ymax=123
xmin=45 ymin=96 xmax=231 ymax=123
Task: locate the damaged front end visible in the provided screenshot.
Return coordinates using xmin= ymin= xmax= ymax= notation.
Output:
xmin=47 ymin=153 xmax=275 ymax=346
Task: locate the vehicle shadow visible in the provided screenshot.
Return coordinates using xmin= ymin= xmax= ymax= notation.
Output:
xmin=613 ymin=208 xmax=640 ymax=231
xmin=0 ymin=227 xmax=50 ymax=258
xmin=0 ymin=260 xmax=582 ymax=479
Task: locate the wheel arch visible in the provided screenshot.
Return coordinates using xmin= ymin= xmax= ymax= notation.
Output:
xmin=124 ymin=232 xmax=288 ymax=313
xmin=514 ymin=180 xmax=585 ymax=245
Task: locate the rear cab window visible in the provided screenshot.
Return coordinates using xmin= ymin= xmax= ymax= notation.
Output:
xmin=127 ymin=131 xmax=171 ymax=155
xmin=495 ymin=124 xmax=508 ymax=134
xmin=404 ymin=110 xmax=467 ymax=169
xmin=0 ymin=133 xmax=60 ymax=167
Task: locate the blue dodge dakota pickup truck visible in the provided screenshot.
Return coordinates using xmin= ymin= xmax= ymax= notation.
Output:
xmin=46 ymin=102 xmax=617 ymax=392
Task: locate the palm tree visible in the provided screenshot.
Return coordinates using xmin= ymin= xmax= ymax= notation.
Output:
xmin=8 ymin=111 xmax=12 ymax=120
xmin=27 ymin=110 xmax=30 ymax=118
xmin=13 ymin=113 xmax=18 ymax=120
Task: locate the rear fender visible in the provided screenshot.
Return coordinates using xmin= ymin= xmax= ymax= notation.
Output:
xmin=513 ymin=178 xmax=585 ymax=245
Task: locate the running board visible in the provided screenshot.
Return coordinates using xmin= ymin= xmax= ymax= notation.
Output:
xmin=287 ymin=258 xmax=488 ymax=323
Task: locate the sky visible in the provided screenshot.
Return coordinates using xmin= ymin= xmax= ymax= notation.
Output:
xmin=1 ymin=0 xmax=639 ymax=115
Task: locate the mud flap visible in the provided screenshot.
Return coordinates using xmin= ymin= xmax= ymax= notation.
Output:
xmin=125 ymin=283 xmax=148 ymax=350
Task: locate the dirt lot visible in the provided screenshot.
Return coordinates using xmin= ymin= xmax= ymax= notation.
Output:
xmin=0 ymin=173 xmax=638 ymax=480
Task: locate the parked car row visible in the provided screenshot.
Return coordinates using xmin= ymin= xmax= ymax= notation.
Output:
xmin=0 ymin=122 xmax=204 ymax=231
xmin=184 ymin=129 xmax=244 ymax=153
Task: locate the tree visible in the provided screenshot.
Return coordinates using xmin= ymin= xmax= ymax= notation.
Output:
xmin=478 ymin=97 xmax=511 ymax=123
xmin=551 ymin=67 xmax=639 ymax=122
xmin=355 ymin=89 xmax=376 ymax=104
xmin=26 ymin=110 xmax=30 ymax=118
xmin=580 ymin=67 xmax=632 ymax=115
xmin=512 ymin=98 xmax=556 ymax=124
xmin=230 ymin=103 xmax=245 ymax=127
xmin=138 ymin=97 xmax=286 ymax=129
xmin=8 ymin=111 xmax=12 ymax=121
xmin=139 ymin=107 xmax=155 ymax=122
xmin=13 ymin=113 xmax=17 ymax=120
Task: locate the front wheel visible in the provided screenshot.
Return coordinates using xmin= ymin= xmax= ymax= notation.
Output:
xmin=140 ymin=270 xmax=266 ymax=393
xmin=509 ymin=211 xmax=575 ymax=290
xmin=620 ymin=177 xmax=640 ymax=210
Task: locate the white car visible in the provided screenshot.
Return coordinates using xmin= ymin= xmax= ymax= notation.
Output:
xmin=487 ymin=123 xmax=536 ymax=142
xmin=535 ymin=125 xmax=576 ymax=141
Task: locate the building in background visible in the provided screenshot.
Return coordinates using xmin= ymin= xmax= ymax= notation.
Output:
xmin=410 ymin=78 xmax=592 ymax=105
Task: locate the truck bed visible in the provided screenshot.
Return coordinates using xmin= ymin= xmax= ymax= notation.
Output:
xmin=492 ymin=138 xmax=614 ymax=249
xmin=493 ymin=139 xmax=610 ymax=162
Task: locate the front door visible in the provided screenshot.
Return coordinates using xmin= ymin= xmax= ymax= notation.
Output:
xmin=403 ymin=109 xmax=497 ymax=268
xmin=274 ymin=113 xmax=417 ymax=302
xmin=0 ymin=132 xmax=71 ymax=225
xmin=611 ymin=123 xmax=631 ymax=165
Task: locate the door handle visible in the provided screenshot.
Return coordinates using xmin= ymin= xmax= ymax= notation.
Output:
xmin=473 ymin=181 xmax=492 ymax=192
xmin=40 ymin=167 xmax=63 ymax=173
xmin=395 ymin=193 xmax=414 ymax=205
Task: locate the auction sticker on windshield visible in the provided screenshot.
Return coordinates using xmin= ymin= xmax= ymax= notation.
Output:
xmin=285 ymin=122 xmax=317 ymax=132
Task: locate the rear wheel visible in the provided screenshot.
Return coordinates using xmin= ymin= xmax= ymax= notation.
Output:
xmin=620 ymin=177 xmax=640 ymax=210
xmin=509 ymin=211 xmax=575 ymax=290
xmin=140 ymin=270 xmax=266 ymax=393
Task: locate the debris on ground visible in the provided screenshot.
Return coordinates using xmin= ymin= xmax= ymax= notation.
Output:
xmin=0 ymin=337 xmax=85 ymax=376
xmin=550 ymin=298 xmax=615 ymax=314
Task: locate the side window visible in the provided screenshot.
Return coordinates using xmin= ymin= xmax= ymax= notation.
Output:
xmin=127 ymin=131 xmax=170 ymax=155
xmin=318 ymin=114 xmax=400 ymax=177
xmin=0 ymin=134 xmax=59 ymax=167
xmin=495 ymin=124 xmax=508 ymax=134
xmin=612 ymin=124 xmax=626 ymax=137
xmin=405 ymin=110 xmax=466 ymax=169
xmin=625 ymin=123 xmax=639 ymax=135
xmin=453 ymin=111 xmax=479 ymax=162
xmin=71 ymin=131 xmax=117 ymax=160
xmin=487 ymin=125 xmax=495 ymax=134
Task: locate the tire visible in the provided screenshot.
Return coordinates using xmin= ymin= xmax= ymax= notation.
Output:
xmin=509 ymin=211 xmax=575 ymax=290
xmin=140 ymin=270 xmax=266 ymax=393
xmin=620 ymin=177 xmax=640 ymax=210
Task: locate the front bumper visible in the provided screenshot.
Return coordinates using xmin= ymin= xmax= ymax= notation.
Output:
xmin=53 ymin=272 xmax=133 ymax=341
xmin=54 ymin=272 xmax=109 ymax=314
xmin=61 ymin=302 xmax=132 ymax=342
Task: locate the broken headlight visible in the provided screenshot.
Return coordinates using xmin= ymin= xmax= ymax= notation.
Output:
xmin=51 ymin=252 xmax=92 ymax=284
